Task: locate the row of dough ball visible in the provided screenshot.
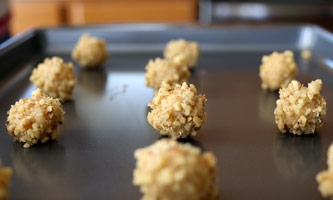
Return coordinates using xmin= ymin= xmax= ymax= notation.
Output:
xmin=259 ymin=50 xmax=327 ymax=135
xmin=145 ymin=39 xmax=199 ymax=90
xmin=135 ymin=40 xmax=215 ymax=199
xmin=30 ymin=33 xmax=108 ymax=101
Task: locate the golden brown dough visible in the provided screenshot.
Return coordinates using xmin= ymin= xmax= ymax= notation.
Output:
xmin=72 ymin=33 xmax=108 ymax=68
xmin=274 ymin=79 xmax=326 ymax=135
xmin=259 ymin=50 xmax=298 ymax=91
xmin=30 ymin=56 xmax=76 ymax=101
xmin=144 ymin=57 xmax=190 ymax=90
xmin=164 ymin=39 xmax=200 ymax=68
xmin=147 ymin=82 xmax=207 ymax=139
xmin=133 ymin=139 xmax=218 ymax=200
xmin=316 ymin=143 xmax=333 ymax=198
xmin=6 ymin=89 xmax=65 ymax=148
xmin=0 ymin=161 xmax=12 ymax=200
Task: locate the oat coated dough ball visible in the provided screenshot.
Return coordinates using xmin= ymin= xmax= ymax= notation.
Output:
xmin=316 ymin=143 xmax=333 ymax=198
xmin=0 ymin=161 xmax=12 ymax=200
xmin=147 ymin=82 xmax=207 ymax=139
xmin=72 ymin=33 xmax=108 ymax=68
xmin=145 ymin=58 xmax=190 ymax=90
xmin=274 ymin=79 xmax=326 ymax=135
xmin=133 ymin=139 xmax=218 ymax=200
xmin=30 ymin=57 xmax=76 ymax=101
xmin=259 ymin=50 xmax=298 ymax=91
xmin=164 ymin=39 xmax=200 ymax=68
xmin=6 ymin=89 xmax=65 ymax=148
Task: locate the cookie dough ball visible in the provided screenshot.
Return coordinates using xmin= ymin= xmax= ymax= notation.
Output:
xmin=133 ymin=139 xmax=218 ymax=200
xmin=145 ymin=58 xmax=190 ymax=90
xmin=147 ymin=82 xmax=207 ymax=139
xmin=316 ymin=143 xmax=333 ymax=198
xmin=6 ymin=89 xmax=65 ymax=148
xmin=0 ymin=161 xmax=12 ymax=200
xmin=274 ymin=79 xmax=326 ymax=135
xmin=164 ymin=39 xmax=200 ymax=68
xmin=72 ymin=33 xmax=108 ymax=68
xmin=259 ymin=50 xmax=298 ymax=91
xmin=30 ymin=57 xmax=76 ymax=101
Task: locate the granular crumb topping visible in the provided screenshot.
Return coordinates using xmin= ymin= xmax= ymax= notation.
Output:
xmin=316 ymin=143 xmax=333 ymax=198
xmin=144 ymin=57 xmax=190 ymax=90
xmin=163 ymin=39 xmax=200 ymax=68
xmin=30 ymin=56 xmax=76 ymax=101
xmin=6 ymin=89 xmax=64 ymax=148
xmin=72 ymin=33 xmax=108 ymax=68
xmin=274 ymin=79 xmax=326 ymax=135
xmin=259 ymin=50 xmax=298 ymax=91
xmin=133 ymin=139 xmax=218 ymax=200
xmin=147 ymin=82 xmax=207 ymax=139
xmin=0 ymin=161 xmax=12 ymax=200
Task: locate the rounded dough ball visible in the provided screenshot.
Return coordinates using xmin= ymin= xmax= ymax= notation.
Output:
xmin=133 ymin=139 xmax=218 ymax=200
xmin=147 ymin=82 xmax=207 ymax=139
xmin=274 ymin=79 xmax=326 ymax=135
xmin=144 ymin=57 xmax=190 ymax=90
xmin=316 ymin=143 xmax=333 ymax=198
xmin=30 ymin=56 xmax=76 ymax=101
xmin=0 ymin=161 xmax=12 ymax=200
xmin=164 ymin=38 xmax=200 ymax=68
xmin=72 ymin=33 xmax=108 ymax=68
xmin=259 ymin=50 xmax=298 ymax=91
xmin=6 ymin=89 xmax=65 ymax=148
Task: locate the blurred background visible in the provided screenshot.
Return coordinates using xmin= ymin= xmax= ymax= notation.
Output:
xmin=5 ymin=0 xmax=333 ymax=35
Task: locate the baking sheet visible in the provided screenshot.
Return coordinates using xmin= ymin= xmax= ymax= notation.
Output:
xmin=1 ymin=24 xmax=333 ymax=199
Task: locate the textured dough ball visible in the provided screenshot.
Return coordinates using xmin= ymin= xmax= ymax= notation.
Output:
xmin=6 ymin=89 xmax=65 ymax=148
xmin=30 ymin=57 xmax=76 ymax=101
xmin=259 ymin=50 xmax=298 ymax=91
xmin=0 ymin=161 xmax=12 ymax=200
xmin=274 ymin=79 xmax=326 ymax=135
xmin=147 ymin=82 xmax=207 ymax=139
xmin=145 ymin=58 xmax=190 ymax=90
xmin=133 ymin=139 xmax=218 ymax=200
xmin=164 ymin=39 xmax=200 ymax=68
xmin=72 ymin=33 xmax=108 ymax=68
xmin=316 ymin=143 xmax=333 ymax=198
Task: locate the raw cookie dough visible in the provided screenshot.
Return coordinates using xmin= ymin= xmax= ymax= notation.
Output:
xmin=6 ymin=89 xmax=65 ymax=148
xmin=72 ymin=33 xmax=108 ymax=68
xmin=147 ymin=82 xmax=207 ymax=139
xmin=259 ymin=50 xmax=298 ymax=91
xmin=0 ymin=161 xmax=12 ymax=200
xmin=316 ymin=143 xmax=333 ymax=198
xmin=164 ymin=39 xmax=200 ymax=68
xmin=30 ymin=56 xmax=76 ymax=101
xmin=145 ymin=57 xmax=190 ymax=90
xmin=274 ymin=79 xmax=326 ymax=135
xmin=133 ymin=139 xmax=218 ymax=200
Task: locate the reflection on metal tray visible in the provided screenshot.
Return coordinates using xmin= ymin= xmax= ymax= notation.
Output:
xmin=0 ymin=24 xmax=333 ymax=200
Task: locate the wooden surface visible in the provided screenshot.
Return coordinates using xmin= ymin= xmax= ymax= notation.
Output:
xmin=9 ymin=0 xmax=198 ymax=35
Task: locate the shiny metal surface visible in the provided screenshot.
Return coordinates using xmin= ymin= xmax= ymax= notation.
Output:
xmin=0 ymin=24 xmax=333 ymax=199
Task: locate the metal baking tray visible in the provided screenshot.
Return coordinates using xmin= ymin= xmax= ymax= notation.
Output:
xmin=1 ymin=24 xmax=333 ymax=200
